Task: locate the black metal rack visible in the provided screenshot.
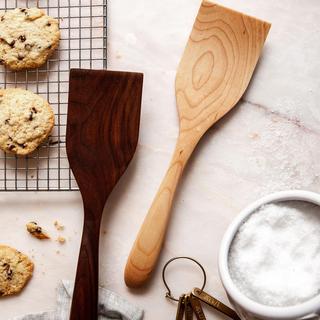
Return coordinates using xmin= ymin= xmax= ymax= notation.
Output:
xmin=0 ymin=0 xmax=107 ymax=191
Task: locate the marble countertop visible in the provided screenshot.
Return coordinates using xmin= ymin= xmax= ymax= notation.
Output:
xmin=1 ymin=0 xmax=320 ymax=319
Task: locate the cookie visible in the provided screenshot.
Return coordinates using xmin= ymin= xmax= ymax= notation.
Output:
xmin=0 ymin=88 xmax=55 ymax=155
xmin=0 ymin=7 xmax=60 ymax=70
xmin=0 ymin=245 xmax=34 ymax=297
xmin=26 ymin=222 xmax=50 ymax=240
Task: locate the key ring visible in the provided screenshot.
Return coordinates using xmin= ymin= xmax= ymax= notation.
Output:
xmin=162 ymin=256 xmax=207 ymax=302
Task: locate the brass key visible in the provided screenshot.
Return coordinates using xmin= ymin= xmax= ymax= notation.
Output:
xmin=190 ymin=295 xmax=206 ymax=320
xmin=176 ymin=294 xmax=186 ymax=320
xmin=192 ymin=288 xmax=240 ymax=320
xmin=185 ymin=294 xmax=194 ymax=320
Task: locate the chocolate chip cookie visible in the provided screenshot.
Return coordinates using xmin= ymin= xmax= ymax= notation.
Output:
xmin=0 ymin=245 xmax=34 ymax=297
xmin=0 ymin=88 xmax=55 ymax=155
xmin=0 ymin=7 xmax=60 ymax=70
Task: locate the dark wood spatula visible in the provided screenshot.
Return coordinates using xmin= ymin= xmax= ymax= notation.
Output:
xmin=66 ymin=69 xmax=143 ymax=320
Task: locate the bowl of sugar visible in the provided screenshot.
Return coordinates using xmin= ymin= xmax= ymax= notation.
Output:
xmin=219 ymin=190 xmax=320 ymax=320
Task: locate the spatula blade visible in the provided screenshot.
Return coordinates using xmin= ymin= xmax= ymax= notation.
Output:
xmin=67 ymin=69 xmax=143 ymax=201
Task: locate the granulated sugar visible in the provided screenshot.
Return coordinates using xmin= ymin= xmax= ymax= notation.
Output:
xmin=228 ymin=201 xmax=320 ymax=307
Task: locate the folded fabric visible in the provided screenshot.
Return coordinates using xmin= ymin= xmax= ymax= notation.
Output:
xmin=12 ymin=280 xmax=144 ymax=320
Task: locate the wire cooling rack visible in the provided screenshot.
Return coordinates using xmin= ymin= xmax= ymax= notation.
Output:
xmin=0 ymin=0 xmax=107 ymax=191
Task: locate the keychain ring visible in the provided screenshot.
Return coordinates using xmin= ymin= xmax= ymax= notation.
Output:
xmin=162 ymin=256 xmax=207 ymax=302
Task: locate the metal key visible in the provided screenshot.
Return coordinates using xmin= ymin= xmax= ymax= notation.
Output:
xmin=190 ymin=295 xmax=206 ymax=320
xmin=192 ymin=288 xmax=241 ymax=320
xmin=185 ymin=294 xmax=194 ymax=320
xmin=176 ymin=294 xmax=186 ymax=320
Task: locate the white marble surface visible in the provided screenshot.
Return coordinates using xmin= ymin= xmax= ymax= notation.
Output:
xmin=1 ymin=0 xmax=320 ymax=319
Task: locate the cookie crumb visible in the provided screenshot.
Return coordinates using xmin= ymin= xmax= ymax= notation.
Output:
xmin=249 ymin=132 xmax=260 ymax=139
xmin=54 ymin=220 xmax=64 ymax=231
xmin=26 ymin=221 xmax=50 ymax=240
xmin=57 ymin=236 xmax=65 ymax=244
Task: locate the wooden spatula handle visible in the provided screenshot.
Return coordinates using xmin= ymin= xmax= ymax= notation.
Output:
xmin=125 ymin=136 xmax=199 ymax=287
xmin=70 ymin=217 xmax=100 ymax=320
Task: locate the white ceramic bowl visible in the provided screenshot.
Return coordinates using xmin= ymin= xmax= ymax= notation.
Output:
xmin=219 ymin=190 xmax=320 ymax=320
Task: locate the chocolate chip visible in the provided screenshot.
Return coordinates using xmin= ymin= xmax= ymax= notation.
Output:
xmin=0 ymin=59 xmax=4 ymax=65
xmin=6 ymin=268 xmax=13 ymax=280
xmin=47 ymin=45 xmax=52 ymax=49
xmin=32 ymin=107 xmax=37 ymax=113
xmin=35 ymin=227 xmax=42 ymax=233
xmin=47 ymin=22 xmax=51 ymax=27
xmin=20 ymin=8 xmax=26 ymax=13
xmin=3 ymin=263 xmax=13 ymax=280
xmin=18 ymin=35 xmax=26 ymax=42
xmin=29 ymin=111 xmax=34 ymax=120
xmin=8 ymin=144 xmax=15 ymax=151
xmin=17 ymin=143 xmax=27 ymax=149
xmin=49 ymin=140 xmax=60 ymax=146
xmin=18 ymin=52 xmax=25 ymax=60
xmin=0 ymin=290 xmax=4 ymax=296
xmin=0 ymin=16 xmax=4 ymax=22
xmin=4 ymin=119 xmax=9 ymax=124
xmin=9 ymin=40 xmax=15 ymax=48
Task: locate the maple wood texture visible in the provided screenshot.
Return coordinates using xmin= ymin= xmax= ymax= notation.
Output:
xmin=67 ymin=69 xmax=143 ymax=319
xmin=125 ymin=0 xmax=270 ymax=288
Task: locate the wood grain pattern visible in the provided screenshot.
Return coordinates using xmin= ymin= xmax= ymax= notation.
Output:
xmin=67 ymin=69 xmax=143 ymax=319
xmin=124 ymin=0 xmax=270 ymax=288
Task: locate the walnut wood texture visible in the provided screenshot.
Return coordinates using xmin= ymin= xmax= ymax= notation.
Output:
xmin=124 ymin=0 xmax=271 ymax=288
xmin=67 ymin=69 xmax=143 ymax=319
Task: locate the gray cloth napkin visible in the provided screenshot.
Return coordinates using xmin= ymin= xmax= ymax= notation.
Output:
xmin=12 ymin=280 xmax=144 ymax=320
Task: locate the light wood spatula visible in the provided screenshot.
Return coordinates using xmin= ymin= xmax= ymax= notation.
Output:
xmin=125 ymin=0 xmax=271 ymax=288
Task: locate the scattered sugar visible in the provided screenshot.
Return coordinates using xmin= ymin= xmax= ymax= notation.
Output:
xmin=244 ymin=100 xmax=320 ymax=196
xmin=228 ymin=201 xmax=320 ymax=307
